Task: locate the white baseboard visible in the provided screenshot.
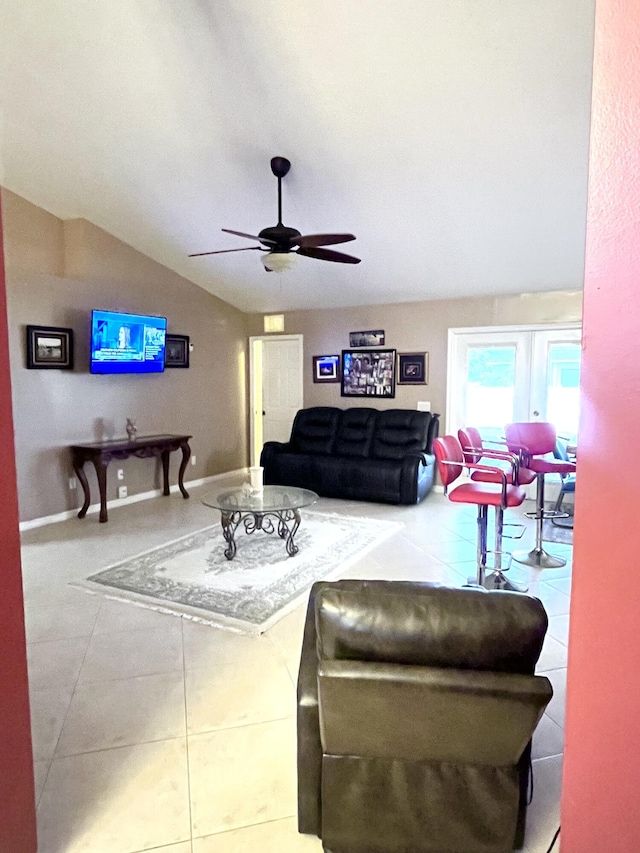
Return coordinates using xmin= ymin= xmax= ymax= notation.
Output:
xmin=19 ymin=468 xmax=248 ymax=532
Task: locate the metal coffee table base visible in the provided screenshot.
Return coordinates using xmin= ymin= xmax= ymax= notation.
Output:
xmin=221 ymin=508 xmax=302 ymax=560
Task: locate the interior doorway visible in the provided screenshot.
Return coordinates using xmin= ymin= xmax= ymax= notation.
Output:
xmin=249 ymin=335 xmax=304 ymax=466
xmin=446 ymin=324 xmax=582 ymax=443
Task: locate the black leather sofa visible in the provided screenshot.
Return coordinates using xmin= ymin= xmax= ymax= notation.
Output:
xmin=297 ymin=580 xmax=552 ymax=853
xmin=260 ymin=406 xmax=439 ymax=505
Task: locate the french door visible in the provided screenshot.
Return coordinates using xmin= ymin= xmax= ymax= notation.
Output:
xmin=447 ymin=325 xmax=582 ymax=443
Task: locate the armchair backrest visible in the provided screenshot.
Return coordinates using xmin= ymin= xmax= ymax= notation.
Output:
xmin=315 ymin=581 xmax=552 ymax=767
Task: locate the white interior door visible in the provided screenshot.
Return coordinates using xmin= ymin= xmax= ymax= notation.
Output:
xmin=249 ymin=335 xmax=303 ymax=465
xmin=447 ymin=324 xmax=582 ymax=443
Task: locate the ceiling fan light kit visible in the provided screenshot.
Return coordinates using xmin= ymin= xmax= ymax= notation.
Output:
xmin=189 ymin=157 xmax=361 ymax=272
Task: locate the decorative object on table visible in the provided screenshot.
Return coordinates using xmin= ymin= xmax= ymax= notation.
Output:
xmin=187 ymin=156 xmax=361 ymax=272
xmin=26 ymin=325 xmax=74 ymax=369
xmin=249 ymin=465 xmax=264 ymax=493
xmin=349 ymin=329 xmax=385 ymax=348
xmin=164 ymin=334 xmax=190 ymax=368
xmin=75 ymin=511 xmax=402 ymax=634
xmin=341 ymin=348 xmax=396 ymax=398
xmin=125 ymin=419 xmax=138 ymax=440
xmin=397 ymin=351 xmax=429 ymax=385
xmin=312 ymin=355 xmax=341 ymax=383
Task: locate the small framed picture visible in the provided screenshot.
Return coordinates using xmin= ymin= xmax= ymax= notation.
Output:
xmin=342 ymin=348 xmax=396 ymax=398
xmin=26 ymin=325 xmax=74 ymax=369
xmin=165 ymin=334 xmax=190 ymax=368
xmin=397 ymin=352 xmax=428 ymax=385
xmin=313 ymin=355 xmax=341 ymax=383
xmin=349 ymin=329 xmax=385 ymax=348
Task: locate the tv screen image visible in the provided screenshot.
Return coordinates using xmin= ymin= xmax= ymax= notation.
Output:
xmin=90 ymin=310 xmax=167 ymax=374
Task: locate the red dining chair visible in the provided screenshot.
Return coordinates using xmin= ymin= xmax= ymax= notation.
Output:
xmin=504 ymin=422 xmax=577 ymax=569
xmin=433 ymin=435 xmax=528 ymax=592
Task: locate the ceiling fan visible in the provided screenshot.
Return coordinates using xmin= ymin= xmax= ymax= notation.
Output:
xmin=188 ymin=157 xmax=361 ymax=272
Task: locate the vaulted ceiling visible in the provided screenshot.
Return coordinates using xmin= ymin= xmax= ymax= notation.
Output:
xmin=0 ymin=1 xmax=595 ymax=313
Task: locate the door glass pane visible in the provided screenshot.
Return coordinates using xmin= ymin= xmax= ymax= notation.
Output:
xmin=546 ymin=343 xmax=581 ymax=442
xmin=466 ymin=346 xmax=516 ymax=441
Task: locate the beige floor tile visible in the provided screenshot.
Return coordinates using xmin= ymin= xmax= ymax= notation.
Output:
xmin=93 ymin=599 xmax=185 ymax=635
xmin=30 ymin=687 xmax=74 ymax=761
xmin=132 ymin=844 xmax=192 ymax=853
xmin=414 ymin=537 xmax=478 ymax=565
xmin=37 ymin=738 xmax=190 ymax=853
xmin=544 ymin=668 xmax=567 ymax=729
xmin=523 ymin=755 xmax=563 ymax=853
xmin=188 ymin=719 xmax=296 ymax=838
xmin=185 ymin=643 xmax=294 ymax=734
xmin=183 ymin=620 xmax=276 ymax=670
xmin=533 ymin=583 xmax=571 ymax=617
xmin=33 ymin=759 xmax=51 ymax=805
xmin=25 ymin=600 xmax=101 ymax=643
xmin=27 ymin=636 xmax=89 ymax=694
xmin=77 ymin=625 xmax=183 ymax=684
xmin=265 ymin=603 xmax=307 ymax=683
xmin=546 ymin=576 xmax=571 ymax=595
xmin=547 ymin=614 xmax=570 ymax=647
xmin=56 ymin=671 xmax=186 ymax=756
xmin=193 ymin=816 xmax=321 ymax=851
xmin=532 ymin=713 xmax=564 ymax=760
xmin=536 ymin=634 xmax=568 ymax=673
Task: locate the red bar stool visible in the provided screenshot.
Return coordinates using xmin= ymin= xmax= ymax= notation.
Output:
xmin=457 ymin=427 xmax=537 ymax=487
xmin=433 ymin=435 xmax=528 ymax=592
xmin=504 ymin=421 xmax=577 ymax=569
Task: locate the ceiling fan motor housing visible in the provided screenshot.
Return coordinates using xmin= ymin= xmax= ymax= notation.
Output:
xmin=258 ymin=224 xmax=301 ymax=251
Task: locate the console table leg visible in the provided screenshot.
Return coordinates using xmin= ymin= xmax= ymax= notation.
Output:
xmin=92 ymin=459 xmax=109 ymax=523
xmin=74 ymin=458 xmax=91 ymax=519
xmin=161 ymin=451 xmax=171 ymax=496
xmin=178 ymin=441 xmax=191 ymax=499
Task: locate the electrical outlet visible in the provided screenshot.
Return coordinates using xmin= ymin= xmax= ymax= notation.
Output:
xmin=118 ymin=486 xmax=128 ymax=499
xmin=117 ymin=468 xmax=124 ymax=481
xmin=416 ymin=401 xmax=431 ymax=412
xmin=191 ymin=454 xmax=196 ymax=466
xmin=69 ymin=476 xmax=77 ymax=490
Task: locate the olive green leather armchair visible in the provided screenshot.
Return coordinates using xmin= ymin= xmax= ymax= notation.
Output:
xmin=297 ymin=580 xmax=552 ymax=853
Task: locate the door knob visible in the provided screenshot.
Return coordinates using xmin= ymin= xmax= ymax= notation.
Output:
xmin=532 ymin=410 xmax=539 ymax=417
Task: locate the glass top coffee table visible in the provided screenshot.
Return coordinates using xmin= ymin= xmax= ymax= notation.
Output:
xmin=202 ymin=485 xmax=319 ymax=560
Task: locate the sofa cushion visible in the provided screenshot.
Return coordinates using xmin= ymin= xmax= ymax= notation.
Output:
xmin=371 ymin=410 xmax=430 ymax=461
xmin=290 ymin=407 xmax=341 ymax=455
xmin=333 ymin=408 xmax=377 ymax=458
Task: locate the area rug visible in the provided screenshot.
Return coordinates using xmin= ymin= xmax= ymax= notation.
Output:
xmin=74 ymin=511 xmax=402 ymax=634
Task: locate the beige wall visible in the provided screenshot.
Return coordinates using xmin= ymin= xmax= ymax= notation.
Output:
xmin=3 ymin=189 xmax=249 ymax=522
xmin=248 ymin=290 xmax=583 ymax=431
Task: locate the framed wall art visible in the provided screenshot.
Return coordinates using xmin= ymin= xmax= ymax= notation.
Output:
xmin=341 ymin=348 xmax=396 ymax=398
xmin=397 ymin=352 xmax=428 ymax=385
xmin=165 ymin=334 xmax=190 ymax=368
xmin=26 ymin=325 xmax=74 ymax=369
xmin=349 ymin=329 xmax=385 ymax=348
xmin=312 ymin=354 xmax=341 ymax=383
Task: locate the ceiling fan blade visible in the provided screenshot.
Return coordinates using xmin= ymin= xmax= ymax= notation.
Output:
xmin=188 ymin=246 xmax=263 ymax=257
xmin=297 ymin=246 xmax=361 ymax=264
xmin=222 ymin=228 xmax=276 ymax=245
xmin=295 ymin=233 xmax=356 ymax=248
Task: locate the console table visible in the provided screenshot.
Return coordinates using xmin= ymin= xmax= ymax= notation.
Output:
xmin=70 ymin=434 xmax=192 ymax=523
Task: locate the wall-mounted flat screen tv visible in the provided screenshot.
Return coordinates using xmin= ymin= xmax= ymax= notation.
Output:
xmin=90 ymin=309 xmax=167 ymax=374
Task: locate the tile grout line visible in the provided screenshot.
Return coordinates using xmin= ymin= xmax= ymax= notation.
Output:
xmin=181 ymin=617 xmax=195 ymax=849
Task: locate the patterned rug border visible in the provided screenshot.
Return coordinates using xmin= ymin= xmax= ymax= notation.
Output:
xmin=72 ymin=511 xmax=403 ymax=634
